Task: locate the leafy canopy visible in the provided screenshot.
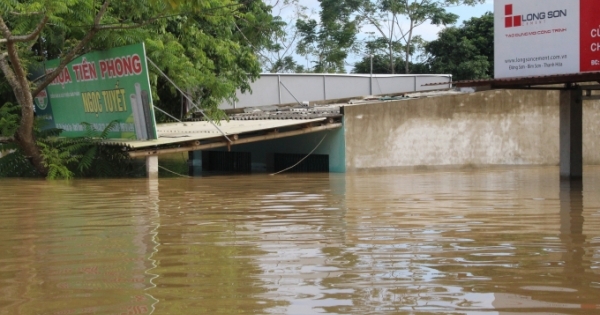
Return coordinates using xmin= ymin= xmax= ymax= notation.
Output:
xmin=0 ymin=0 xmax=279 ymax=178
xmin=1 ymin=0 xmax=276 ymax=118
xmin=424 ymin=12 xmax=494 ymax=80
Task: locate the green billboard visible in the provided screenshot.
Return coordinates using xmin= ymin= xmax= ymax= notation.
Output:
xmin=35 ymin=43 xmax=157 ymax=140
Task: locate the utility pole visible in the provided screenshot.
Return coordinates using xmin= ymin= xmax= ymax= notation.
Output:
xmin=369 ymin=54 xmax=373 ymax=95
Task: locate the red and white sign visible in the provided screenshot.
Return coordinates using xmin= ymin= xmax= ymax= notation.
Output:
xmin=494 ymin=0 xmax=600 ymax=79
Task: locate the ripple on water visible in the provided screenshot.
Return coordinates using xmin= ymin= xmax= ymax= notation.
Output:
xmin=1 ymin=167 xmax=600 ymax=314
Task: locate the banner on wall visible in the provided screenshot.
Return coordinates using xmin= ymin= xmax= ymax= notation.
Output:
xmin=494 ymin=0 xmax=600 ymax=79
xmin=34 ymin=43 xmax=157 ymax=140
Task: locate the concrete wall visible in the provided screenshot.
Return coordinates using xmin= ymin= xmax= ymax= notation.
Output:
xmin=344 ymin=89 xmax=600 ymax=171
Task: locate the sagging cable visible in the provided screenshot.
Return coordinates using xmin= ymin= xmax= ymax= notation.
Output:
xmin=146 ymin=58 xmax=232 ymax=143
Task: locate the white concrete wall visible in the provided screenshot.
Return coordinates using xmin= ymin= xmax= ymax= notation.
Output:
xmin=343 ymin=89 xmax=600 ymax=171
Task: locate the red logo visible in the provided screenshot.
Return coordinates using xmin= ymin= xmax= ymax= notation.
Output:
xmin=505 ymin=4 xmax=522 ymax=28
xmin=580 ymin=0 xmax=600 ymax=72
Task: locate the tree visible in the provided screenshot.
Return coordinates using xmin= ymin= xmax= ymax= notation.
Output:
xmin=358 ymin=0 xmax=485 ymax=74
xmin=296 ymin=0 xmax=363 ymax=73
xmin=352 ymin=53 xmax=428 ymax=74
xmin=0 ymin=0 xmax=273 ymax=177
xmin=424 ymin=12 xmax=493 ymax=80
xmin=258 ymin=0 xmax=307 ymax=73
xmin=149 ymin=0 xmax=276 ymax=119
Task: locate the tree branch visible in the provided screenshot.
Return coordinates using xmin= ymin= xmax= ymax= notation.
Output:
xmin=96 ymin=17 xmax=161 ymax=30
xmin=0 ymin=16 xmax=13 ymax=40
xmin=32 ymin=0 xmax=111 ymax=97
xmin=361 ymin=13 xmax=388 ymax=41
xmin=233 ymin=22 xmax=270 ymax=60
xmin=0 ymin=52 xmax=21 ymax=94
xmin=95 ymin=0 xmax=111 ymax=25
xmin=0 ymin=136 xmax=15 ymax=144
xmin=5 ymin=15 xmax=49 ymax=43
xmin=11 ymin=11 xmax=43 ymax=16
xmin=0 ymin=13 xmax=49 ymax=45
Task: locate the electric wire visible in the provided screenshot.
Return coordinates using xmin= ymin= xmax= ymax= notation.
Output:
xmin=269 ymin=133 xmax=327 ymax=176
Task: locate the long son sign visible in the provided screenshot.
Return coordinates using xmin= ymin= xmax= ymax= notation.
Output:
xmin=494 ymin=0 xmax=600 ymax=79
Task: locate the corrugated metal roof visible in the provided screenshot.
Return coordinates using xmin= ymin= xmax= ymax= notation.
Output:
xmin=103 ymin=118 xmax=327 ymax=149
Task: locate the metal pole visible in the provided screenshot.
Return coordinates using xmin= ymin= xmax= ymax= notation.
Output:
xmin=153 ymin=105 xmax=182 ymax=123
xmin=323 ymin=75 xmax=327 ymax=100
xmin=277 ymin=74 xmax=282 ymax=104
xmin=279 ymin=81 xmax=302 ymax=105
xmin=369 ymin=54 xmax=373 ymax=95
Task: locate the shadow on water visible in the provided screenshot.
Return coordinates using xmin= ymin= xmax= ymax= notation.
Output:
xmin=490 ymin=179 xmax=598 ymax=313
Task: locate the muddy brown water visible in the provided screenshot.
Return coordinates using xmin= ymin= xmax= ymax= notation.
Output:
xmin=1 ymin=166 xmax=599 ymax=314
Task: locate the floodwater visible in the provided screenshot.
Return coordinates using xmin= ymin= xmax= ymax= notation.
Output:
xmin=1 ymin=167 xmax=600 ymax=315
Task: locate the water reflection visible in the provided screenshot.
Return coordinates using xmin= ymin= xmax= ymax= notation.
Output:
xmin=147 ymin=178 xmax=287 ymax=314
xmin=559 ymin=180 xmax=586 ymax=278
xmin=250 ymin=188 xmax=351 ymax=314
xmin=0 ymin=181 xmax=161 ymax=315
xmin=1 ymin=167 xmax=600 ymax=314
xmin=145 ymin=179 xmax=161 ymax=313
xmin=489 ymin=179 xmax=596 ymax=314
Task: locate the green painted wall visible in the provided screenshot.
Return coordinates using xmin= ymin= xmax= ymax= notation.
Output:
xmin=191 ymin=124 xmax=346 ymax=173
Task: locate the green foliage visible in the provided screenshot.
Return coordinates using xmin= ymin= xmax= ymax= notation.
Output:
xmin=259 ymin=0 xmax=306 ymax=73
xmin=1 ymin=0 xmax=277 ymax=127
xmin=269 ymin=56 xmax=306 ymax=73
xmin=0 ymin=149 xmax=39 ymax=178
xmin=358 ymin=0 xmax=484 ymax=73
xmin=37 ymin=137 xmax=79 ymax=180
xmin=139 ymin=0 xmax=276 ymax=117
xmin=296 ymin=0 xmax=362 ymax=72
xmin=0 ymin=120 xmax=142 ymax=179
xmin=377 ymin=0 xmax=461 ymax=26
xmin=1 ymin=0 xmax=280 ymax=178
xmin=0 ymin=103 xmax=30 ymax=176
xmin=424 ymin=12 xmax=493 ymax=80
xmin=352 ymin=54 xmax=427 ymax=74
xmin=36 ymin=121 xmax=134 ymax=180
xmin=0 ymin=103 xmax=19 ymax=137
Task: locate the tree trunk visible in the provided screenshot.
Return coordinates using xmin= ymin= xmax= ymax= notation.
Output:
xmin=405 ymin=20 xmax=414 ymax=74
xmin=389 ymin=16 xmax=395 ymax=74
xmin=15 ymin=89 xmax=48 ymax=176
xmin=0 ymin=1 xmax=108 ymax=178
xmin=389 ymin=41 xmax=394 ymax=74
xmin=3 ymin=42 xmax=48 ymax=176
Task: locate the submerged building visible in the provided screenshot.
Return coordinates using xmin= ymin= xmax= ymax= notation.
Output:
xmin=104 ymin=73 xmax=600 ymax=178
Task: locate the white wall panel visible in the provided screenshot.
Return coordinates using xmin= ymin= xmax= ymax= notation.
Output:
xmin=220 ymin=74 xmax=452 ymax=109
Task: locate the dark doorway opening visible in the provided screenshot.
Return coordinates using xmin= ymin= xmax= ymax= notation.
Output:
xmin=202 ymin=151 xmax=251 ymax=173
xmin=273 ymin=153 xmax=329 ymax=173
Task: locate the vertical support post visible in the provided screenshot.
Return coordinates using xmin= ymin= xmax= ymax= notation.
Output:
xmin=323 ymin=75 xmax=327 ymax=100
xmin=413 ymin=76 xmax=417 ymax=92
xmin=369 ymin=54 xmax=373 ymax=96
xmin=146 ymin=155 xmax=159 ymax=179
xmin=559 ymin=87 xmax=583 ymax=179
xmin=277 ymin=75 xmax=282 ymax=105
